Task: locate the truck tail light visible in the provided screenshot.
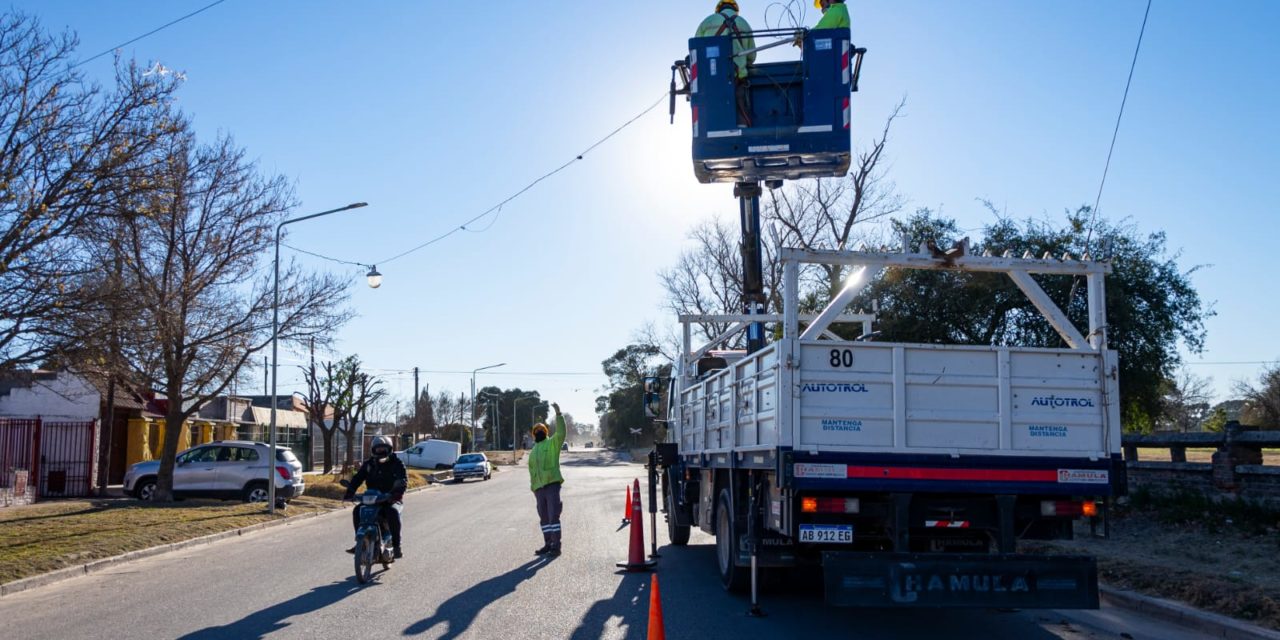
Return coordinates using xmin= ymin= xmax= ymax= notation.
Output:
xmin=276 ymin=466 xmax=292 ymax=481
xmin=1041 ymin=500 xmax=1097 ymax=518
xmin=801 ymin=497 xmax=860 ymax=514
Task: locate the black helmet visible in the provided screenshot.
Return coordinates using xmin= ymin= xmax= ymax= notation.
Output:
xmin=371 ymin=435 xmax=394 ymax=458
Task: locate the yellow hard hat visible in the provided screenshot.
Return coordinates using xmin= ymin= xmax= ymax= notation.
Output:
xmin=531 ymin=423 xmax=549 ymax=437
xmin=814 ymin=0 xmax=822 ymax=7
xmin=717 ymin=0 xmax=739 ymax=11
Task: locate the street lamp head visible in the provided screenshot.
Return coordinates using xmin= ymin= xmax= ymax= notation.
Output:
xmin=366 ymin=265 xmax=382 ymax=289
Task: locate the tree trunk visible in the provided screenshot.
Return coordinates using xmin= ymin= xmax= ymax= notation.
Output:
xmin=320 ymin=426 xmax=336 ymax=474
xmin=156 ymin=386 xmax=187 ymax=502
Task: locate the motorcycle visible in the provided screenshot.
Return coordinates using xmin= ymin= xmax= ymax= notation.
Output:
xmin=339 ymin=479 xmax=398 ymax=584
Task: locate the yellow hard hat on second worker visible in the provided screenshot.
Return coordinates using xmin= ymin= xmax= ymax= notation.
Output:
xmin=531 ymin=423 xmax=549 ymax=437
xmin=717 ymin=1 xmax=739 ymax=11
xmin=814 ymin=0 xmax=822 ymax=7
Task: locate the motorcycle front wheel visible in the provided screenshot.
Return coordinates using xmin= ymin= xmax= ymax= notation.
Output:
xmin=355 ymin=534 xmax=375 ymax=584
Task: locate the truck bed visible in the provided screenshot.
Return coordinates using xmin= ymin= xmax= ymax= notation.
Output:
xmin=675 ymin=338 xmax=1122 ymax=490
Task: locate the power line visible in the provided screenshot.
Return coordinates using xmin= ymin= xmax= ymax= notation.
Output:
xmin=372 ymin=90 xmax=671 ymax=266
xmin=280 ymin=242 xmax=371 ymax=268
xmin=73 ymin=0 xmax=231 ymax=68
xmin=1085 ymin=0 xmax=1152 ymax=247
xmin=366 ymin=368 xmax=604 ymax=377
xmin=1183 ymin=360 xmax=1279 ymax=367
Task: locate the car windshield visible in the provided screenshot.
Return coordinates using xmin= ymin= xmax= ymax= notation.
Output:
xmin=456 ymin=454 xmax=484 ymax=464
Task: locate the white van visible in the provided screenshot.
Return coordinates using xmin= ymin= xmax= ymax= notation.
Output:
xmin=397 ymin=439 xmax=462 ymax=470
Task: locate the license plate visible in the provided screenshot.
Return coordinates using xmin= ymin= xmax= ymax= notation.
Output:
xmin=799 ymin=524 xmax=853 ymax=543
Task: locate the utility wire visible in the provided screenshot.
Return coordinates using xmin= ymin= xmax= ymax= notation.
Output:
xmin=281 ymin=242 xmax=371 ymax=269
xmin=73 ymin=0 xmax=231 ymax=68
xmin=373 ymin=90 xmax=671 ymax=266
xmin=1085 ymin=0 xmax=1152 ymax=248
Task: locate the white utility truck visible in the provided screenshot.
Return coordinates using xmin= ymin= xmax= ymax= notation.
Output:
xmin=650 ymin=243 xmax=1124 ymax=609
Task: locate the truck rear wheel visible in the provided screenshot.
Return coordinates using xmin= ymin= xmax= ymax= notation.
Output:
xmin=716 ymin=489 xmax=748 ymax=593
xmin=665 ymin=478 xmax=691 ymax=546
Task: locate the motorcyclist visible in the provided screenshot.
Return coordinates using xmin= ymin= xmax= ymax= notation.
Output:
xmin=343 ymin=435 xmax=408 ymax=558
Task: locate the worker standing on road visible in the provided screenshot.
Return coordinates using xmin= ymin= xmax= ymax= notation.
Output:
xmin=814 ymin=0 xmax=850 ymax=29
xmin=528 ymin=402 xmax=567 ymax=557
xmin=696 ymin=1 xmax=756 ymax=125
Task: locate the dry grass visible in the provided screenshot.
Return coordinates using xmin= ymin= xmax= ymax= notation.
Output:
xmin=1025 ymin=495 xmax=1280 ymax=630
xmin=0 ymin=468 xmax=448 ymax=585
xmin=0 ymin=497 xmax=335 ymax=584
xmin=1134 ymin=447 xmax=1280 ymax=465
xmin=482 ymin=450 xmax=523 ymax=465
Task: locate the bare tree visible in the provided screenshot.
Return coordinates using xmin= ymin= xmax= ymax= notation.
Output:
xmin=334 ymin=361 xmax=384 ymax=470
xmin=301 ymin=358 xmax=344 ymax=473
xmin=115 ymin=126 xmax=353 ymax=501
xmin=1157 ymin=370 xmax=1214 ymax=432
xmin=766 ymin=99 xmax=906 ymax=298
xmin=657 ymin=101 xmax=906 ymax=344
xmin=0 ymin=12 xmax=181 ymax=369
xmin=1237 ymin=363 xmax=1280 ymax=429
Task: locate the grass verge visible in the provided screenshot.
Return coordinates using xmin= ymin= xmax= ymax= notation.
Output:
xmin=0 ymin=468 xmax=446 ymax=585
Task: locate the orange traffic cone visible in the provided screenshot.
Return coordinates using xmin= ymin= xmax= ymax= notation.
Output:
xmin=648 ymin=574 xmax=666 ymax=640
xmin=616 ymin=479 xmax=657 ymax=571
xmin=621 ymin=485 xmax=632 ymax=526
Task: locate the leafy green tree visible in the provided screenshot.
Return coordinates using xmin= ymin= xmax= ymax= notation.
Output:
xmin=853 ymin=209 xmax=1211 ymax=431
xmin=436 ymin=423 xmax=472 ymax=451
xmin=599 ymin=344 xmax=668 ymax=447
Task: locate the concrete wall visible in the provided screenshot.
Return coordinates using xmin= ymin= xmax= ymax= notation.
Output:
xmin=1126 ymin=461 xmax=1280 ymax=507
xmin=0 ymin=372 xmax=99 ymax=422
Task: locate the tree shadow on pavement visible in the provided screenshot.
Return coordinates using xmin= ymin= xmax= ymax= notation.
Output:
xmin=403 ymin=557 xmax=552 ymax=638
xmin=177 ymin=580 xmax=366 ymax=640
xmin=566 ymin=571 xmax=650 ymax=640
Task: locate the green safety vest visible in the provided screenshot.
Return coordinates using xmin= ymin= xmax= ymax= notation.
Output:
xmin=815 ymin=2 xmax=850 ymax=29
xmin=695 ymin=9 xmax=757 ymax=79
xmin=527 ymin=414 xmax=566 ymax=491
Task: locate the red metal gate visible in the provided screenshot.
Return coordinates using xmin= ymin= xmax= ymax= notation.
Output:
xmin=0 ymin=418 xmax=96 ymax=502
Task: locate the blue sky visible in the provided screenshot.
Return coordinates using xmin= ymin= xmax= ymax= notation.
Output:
xmin=19 ymin=1 xmax=1279 ymax=423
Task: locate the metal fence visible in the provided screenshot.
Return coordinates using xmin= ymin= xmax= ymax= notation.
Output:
xmin=1 ymin=418 xmax=96 ymax=504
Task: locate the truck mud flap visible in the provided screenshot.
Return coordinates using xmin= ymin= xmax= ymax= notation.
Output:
xmin=822 ymin=552 xmax=1098 ymax=609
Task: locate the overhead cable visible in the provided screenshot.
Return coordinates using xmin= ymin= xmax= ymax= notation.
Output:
xmin=74 ymin=0 xmax=231 ymax=68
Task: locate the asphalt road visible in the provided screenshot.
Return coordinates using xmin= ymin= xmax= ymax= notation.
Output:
xmin=0 ymin=450 xmax=1213 ymax=639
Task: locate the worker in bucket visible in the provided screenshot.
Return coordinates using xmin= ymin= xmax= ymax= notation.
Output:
xmin=528 ymin=402 xmax=567 ymax=556
xmin=696 ymin=0 xmax=756 ymax=125
xmin=814 ymin=0 xmax=850 ymax=29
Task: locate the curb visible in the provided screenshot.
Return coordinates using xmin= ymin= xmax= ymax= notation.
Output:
xmin=0 ymin=482 xmax=437 ymax=598
xmin=1101 ymin=585 xmax=1280 ymax=640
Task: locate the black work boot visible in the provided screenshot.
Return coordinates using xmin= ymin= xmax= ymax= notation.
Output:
xmin=547 ymin=544 xmax=561 ymax=557
xmin=534 ymin=544 xmax=551 ymax=556
xmin=393 ymin=546 xmax=403 ymax=559
xmin=345 ymin=545 xmax=356 ymax=554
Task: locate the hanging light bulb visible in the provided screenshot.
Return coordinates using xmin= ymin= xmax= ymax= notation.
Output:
xmin=366 ymin=265 xmax=382 ymax=289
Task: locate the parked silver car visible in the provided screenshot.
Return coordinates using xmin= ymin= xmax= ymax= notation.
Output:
xmin=123 ymin=440 xmax=305 ymax=505
xmin=451 ymin=453 xmax=491 ymax=482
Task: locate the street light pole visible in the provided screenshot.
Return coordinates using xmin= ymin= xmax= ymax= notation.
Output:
xmin=269 ymin=202 xmax=368 ymax=514
xmin=469 ymin=362 xmax=505 ymax=452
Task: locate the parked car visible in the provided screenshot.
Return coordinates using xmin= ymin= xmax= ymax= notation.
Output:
xmin=397 ymin=439 xmax=461 ymax=470
xmin=451 ymin=453 xmax=491 ymax=482
xmin=561 ymin=442 xmax=569 ymax=451
xmin=584 ymin=441 xmax=594 ymax=449
xmin=123 ymin=440 xmax=304 ymax=505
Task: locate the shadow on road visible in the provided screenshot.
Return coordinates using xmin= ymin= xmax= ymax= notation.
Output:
xmin=560 ymin=451 xmax=636 ymax=468
xmin=403 ymin=557 xmax=553 ymax=638
xmin=567 ymin=571 xmax=650 ymax=640
xmin=177 ymin=580 xmax=366 ymax=640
